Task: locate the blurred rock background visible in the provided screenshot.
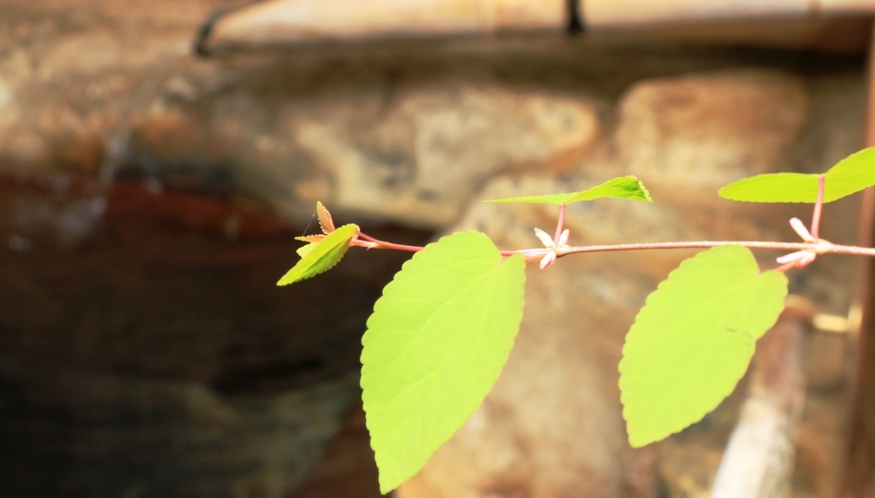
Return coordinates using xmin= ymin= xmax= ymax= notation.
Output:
xmin=0 ymin=0 xmax=870 ymax=496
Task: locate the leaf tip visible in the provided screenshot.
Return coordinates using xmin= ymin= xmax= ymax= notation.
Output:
xmin=716 ymin=183 xmax=749 ymax=202
xmin=630 ymin=176 xmax=653 ymax=203
xmin=377 ymin=473 xmax=401 ymax=495
xmin=627 ymin=434 xmax=651 ymax=449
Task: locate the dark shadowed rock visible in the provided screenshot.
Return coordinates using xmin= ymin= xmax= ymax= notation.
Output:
xmin=0 ymin=173 xmax=431 ymax=496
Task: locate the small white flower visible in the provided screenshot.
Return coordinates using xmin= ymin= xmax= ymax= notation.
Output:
xmin=533 ymin=227 xmax=571 ymax=270
xmin=777 ymin=217 xmax=827 ymax=269
xmin=776 ymin=250 xmax=815 ymax=267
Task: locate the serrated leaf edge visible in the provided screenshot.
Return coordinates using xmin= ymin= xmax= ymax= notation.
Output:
xmin=568 ymin=175 xmax=652 ymax=204
xmin=360 ymin=231 xmax=527 ymax=493
xmin=618 ymin=245 xmax=786 ymax=447
xmin=277 ymin=223 xmax=358 ymax=286
xmin=717 ymin=173 xmax=821 ymax=204
xmin=483 ymin=175 xmax=652 ymax=205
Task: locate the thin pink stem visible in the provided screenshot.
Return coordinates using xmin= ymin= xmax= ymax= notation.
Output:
xmin=355 ymin=232 xmax=875 ymax=262
xmin=554 ymin=204 xmax=567 ymax=244
xmin=370 ymin=241 xmax=427 ymax=252
xmin=358 ymin=230 xmax=542 ymax=257
xmin=556 ymin=240 xmax=875 ymax=257
xmin=356 ymin=231 xmax=425 ymax=252
xmin=356 ymin=232 xmax=383 ymax=243
xmin=811 ymin=175 xmax=825 ymax=240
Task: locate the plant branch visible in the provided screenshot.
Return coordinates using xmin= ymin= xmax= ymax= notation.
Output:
xmin=357 ymin=228 xmax=875 ymax=260
xmin=556 ymin=240 xmax=875 ymax=258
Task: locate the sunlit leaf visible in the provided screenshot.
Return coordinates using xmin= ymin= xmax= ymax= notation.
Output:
xmin=718 ymin=172 xmax=820 ymax=203
xmin=821 ymin=147 xmax=875 ymax=202
xmin=718 ymin=147 xmax=875 ymax=203
xmin=277 ymin=224 xmax=358 ymax=286
xmin=361 ymin=231 xmax=526 ymax=493
xmin=484 ymin=176 xmax=652 ymax=205
xmin=619 ymin=245 xmax=787 ymax=448
xmin=295 ymin=242 xmax=319 ymax=258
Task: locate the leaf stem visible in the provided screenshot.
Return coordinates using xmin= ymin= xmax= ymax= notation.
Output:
xmin=356 ymin=232 xmax=427 ymax=252
xmin=811 ymin=175 xmax=825 ymax=240
xmin=554 ymin=204 xmax=567 ymax=244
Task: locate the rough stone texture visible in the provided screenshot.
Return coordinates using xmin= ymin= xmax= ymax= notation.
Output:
xmin=0 ymin=0 xmax=236 ymax=170
xmin=1 ymin=0 xmax=864 ymax=227
xmin=118 ymin=60 xmax=607 ymax=228
xmin=615 ymin=70 xmax=809 ymax=193
xmin=290 ymin=84 xmax=602 ymax=226
xmin=117 ymin=45 xmax=857 ymax=230
xmin=397 ymin=71 xmax=863 ymax=498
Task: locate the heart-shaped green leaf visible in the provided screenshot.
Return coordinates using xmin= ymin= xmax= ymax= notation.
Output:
xmin=277 ymin=223 xmax=358 ymax=286
xmin=361 ymin=231 xmax=526 ymax=493
xmin=484 ymin=176 xmax=652 ymax=205
xmin=719 ymin=147 xmax=875 ymax=203
xmin=619 ymin=245 xmax=787 ymax=447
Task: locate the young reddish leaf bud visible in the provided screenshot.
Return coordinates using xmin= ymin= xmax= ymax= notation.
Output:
xmin=317 ymin=201 xmax=336 ymax=234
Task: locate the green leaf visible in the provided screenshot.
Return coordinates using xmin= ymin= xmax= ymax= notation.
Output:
xmin=484 ymin=176 xmax=652 ymax=205
xmin=718 ymin=172 xmax=820 ymax=203
xmin=619 ymin=245 xmax=787 ymax=448
xmin=719 ymin=147 xmax=875 ymax=203
xmin=295 ymin=242 xmax=319 ymax=258
xmin=277 ymin=223 xmax=358 ymax=286
xmin=361 ymin=231 xmax=526 ymax=493
xmin=821 ymin=147 xmax=875 ymax=202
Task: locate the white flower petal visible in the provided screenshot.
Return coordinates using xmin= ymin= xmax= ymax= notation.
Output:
xmin=777 ymin=251 xmax=806 ymax=264
xmin=558 ymin=229 xmax=570 ymax=246
xmin=789 ymin=218 xmax=815 ymax=242
xmin=539 ymin=252 xmax=556 ymax=270
xmin=534 ymin=228 xmax=555 ymax=248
